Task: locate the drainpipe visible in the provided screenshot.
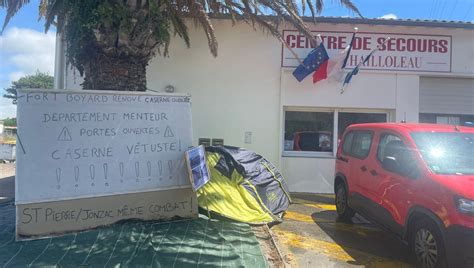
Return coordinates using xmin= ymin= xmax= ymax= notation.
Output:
xmin=53 ymin=33 xmax=65 ymax=90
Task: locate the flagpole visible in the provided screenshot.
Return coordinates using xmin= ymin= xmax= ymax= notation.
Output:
xmin=316 ymin=34 xmax=323 ymax=45
xmin=340 ymin=37 xmax=391 ymax=94
xmin=279 ymin=37 xmax=306 ymax=67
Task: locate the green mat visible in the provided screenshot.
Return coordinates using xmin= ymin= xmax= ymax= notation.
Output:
xmin=0 ymin=202 xmax=268 ymax=267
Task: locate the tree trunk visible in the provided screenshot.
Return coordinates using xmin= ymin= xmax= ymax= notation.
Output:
xmin=82 ymin=54 xmax=148 ymax=91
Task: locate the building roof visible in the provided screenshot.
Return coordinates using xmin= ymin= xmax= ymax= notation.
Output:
xmin=213 ymin=15 xmax=474 ymax=30
xmin=300 ymin=16 xmax=474 ymax=30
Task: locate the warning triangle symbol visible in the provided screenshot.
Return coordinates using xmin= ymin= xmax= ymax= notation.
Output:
xmin=164 ymin=126 xmax=175 ymax=138
xmin=58 ymin=127 xmax=72 ymax=141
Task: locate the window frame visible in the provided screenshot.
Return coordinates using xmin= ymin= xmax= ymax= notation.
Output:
xmin=282 ymin=107 xmax=390 ymax=158
xmin=282 ymin=107 xmax=335 ymax=158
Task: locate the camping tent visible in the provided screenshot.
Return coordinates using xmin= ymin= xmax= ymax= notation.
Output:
xmin=197 ymin=146 xmax=291 ymax=224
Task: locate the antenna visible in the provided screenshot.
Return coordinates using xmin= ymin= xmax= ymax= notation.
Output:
xmin=401 ymin=112 xmax=407 ymax=123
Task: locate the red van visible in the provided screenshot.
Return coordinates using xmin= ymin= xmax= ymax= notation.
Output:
xmin=335 ymin=123 xmax=474 ymax=268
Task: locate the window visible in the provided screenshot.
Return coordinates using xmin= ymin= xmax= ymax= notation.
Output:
xmin=338 ymin=112 xmax=387 ymax=139
xmin=283 ymin=109 xmax=388 ymax=157
xmin=436 ymin=116 xmax=460 ymax=125
xmin=420 ymin=113 xmax=474 ymax=127
xmin=377 ymin=134 xmax=403 ymax=162
xmin=377 ymin=133 xmax=418 ymax=177
xmin=284 ymin=111 xmax=334 ymax=153
xmin=350 ymin=132 xmax=373 ymax=159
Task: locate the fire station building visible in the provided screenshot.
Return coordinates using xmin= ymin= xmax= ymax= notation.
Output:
xmin=57 ymin=17 xmax=474 ymax=193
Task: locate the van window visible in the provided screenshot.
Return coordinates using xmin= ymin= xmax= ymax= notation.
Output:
xmin=411 ymin=132 xmax=474 ymax=175
xmin=377 ymin=134 xmax=403 ymax=162
xmin=377 ymin=133 xmax=418 ymax=177
xmin=342 ymin=132 xmax=354 ymax=155
xmin=350 ymin=132 xmax=373 ymax=159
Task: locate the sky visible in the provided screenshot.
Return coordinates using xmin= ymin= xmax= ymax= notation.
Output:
xmin=0 ymin=0 xmax=473 ymax=119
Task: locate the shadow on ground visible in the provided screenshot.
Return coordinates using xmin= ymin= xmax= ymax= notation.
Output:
xmin=304 ymin=194 xmax=414 ymax=267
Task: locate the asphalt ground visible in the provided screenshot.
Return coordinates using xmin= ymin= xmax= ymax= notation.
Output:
xmin=0 ymin=163 xmax=15 ymax=204
xmin=273 ymin=193 xmax=415 ymax=268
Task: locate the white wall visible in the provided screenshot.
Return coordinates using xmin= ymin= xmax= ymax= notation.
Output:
xmin=147 ymin=20 xmax=282 ymax=164
xmin=282 ymin=157 xmax=336 ymax=193
xmin=63 ymin=19 xmax=474 ymax=193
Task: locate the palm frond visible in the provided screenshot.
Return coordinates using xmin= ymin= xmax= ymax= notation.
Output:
xmin=305 ymin=0 xmax=316 ymax=20
xmin=1 ymin=0 xmax=363 ymax=58
xmin=169 ymin=13 xmax=190 ymax=48
xmin=315 ymin=0 xmax=323 ymax=13
xmin=1 ymin=0 xmax=31 ymax=33
xmin=192 ymin=2 xmax=218 ymax=57
xmin=43 ymin=0 xmax=63 ymax=33
xmin=339 ymin=0 xmax=363 ymax=18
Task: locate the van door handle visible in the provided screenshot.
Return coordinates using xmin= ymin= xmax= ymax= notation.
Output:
xmin=370 ymin=170 xmax=378 ymax=176
xmin=360 ymin=166 xmax=367 ymax=172
xmin=338 ymin=156 xmax=349 ymax=163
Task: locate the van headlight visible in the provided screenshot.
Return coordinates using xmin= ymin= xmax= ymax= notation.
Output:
xmin=456 ymin=196 xmax=474 ymax=216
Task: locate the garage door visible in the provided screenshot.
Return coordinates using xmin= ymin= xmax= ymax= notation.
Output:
xmin=420 ymin=77 xmax=474 ymax=115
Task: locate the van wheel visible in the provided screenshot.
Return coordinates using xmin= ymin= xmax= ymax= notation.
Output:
xmin=335 ymin=183 xmax=355 ymax=221
xmin=410 ymin=218 xmax=447 ymax=268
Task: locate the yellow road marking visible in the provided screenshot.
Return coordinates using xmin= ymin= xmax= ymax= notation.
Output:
xmin=284 ymin=211 xmax=332 ymax=223
xmin=291 ymin=198 xmax=337 ymax=211
xmin=274 ymin=228 xmax=413 ymax=267
xmin=304 ymin=202 xmax=337 ymax=211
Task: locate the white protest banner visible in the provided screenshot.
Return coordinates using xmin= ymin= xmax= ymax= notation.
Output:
xmin=15 ymin=89 xmax=197 ymax=239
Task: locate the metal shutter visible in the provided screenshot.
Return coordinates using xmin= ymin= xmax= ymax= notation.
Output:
xmin=419 ymin=77 xmax=474 ymax=115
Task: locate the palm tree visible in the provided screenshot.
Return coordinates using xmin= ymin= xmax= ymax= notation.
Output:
xmin=1 ymin=0 xmax=361 ymax=91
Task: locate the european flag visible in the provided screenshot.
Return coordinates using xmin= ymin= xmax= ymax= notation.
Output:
xmin=341 ymin=37 xmax=391 ymax=93
xmin=292 ymin=43 xmax=329 ymax=82
xmin=342 ymin=48 xmax=378 ymax=90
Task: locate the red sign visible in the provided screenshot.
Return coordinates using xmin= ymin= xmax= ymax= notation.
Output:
xmin=282 ymin=30 xmax=452 ymax=73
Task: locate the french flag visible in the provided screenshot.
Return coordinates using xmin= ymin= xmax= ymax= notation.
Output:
xmin=312 ymin=32 xmax=356 ymax=84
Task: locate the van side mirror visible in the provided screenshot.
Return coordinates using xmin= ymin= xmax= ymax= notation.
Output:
xmin=382 ymin=156 xmax=400 ymax=173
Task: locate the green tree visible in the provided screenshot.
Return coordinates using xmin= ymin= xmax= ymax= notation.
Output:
xmin=3 ymin=71 xmax=54 ymax=104
xmin=1 ymin=1 xmax=361 ymax=91
xmin=2 ymin=117 xmax=16 ymax=127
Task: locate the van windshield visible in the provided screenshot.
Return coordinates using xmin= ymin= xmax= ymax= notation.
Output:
xmin=411 ymin=132 xmax=474 ymax=175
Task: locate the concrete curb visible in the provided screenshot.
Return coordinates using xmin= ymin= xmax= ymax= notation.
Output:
xmin=266 ymin=224 xmax=290 ymax=268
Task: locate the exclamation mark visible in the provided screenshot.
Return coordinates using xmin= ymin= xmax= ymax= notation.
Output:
xmin=74 ymin=166 xmax=79 ymax=188
xmin=168 ymin=160 xmax=173 ymax=180
xmin=157 ymin=161 xmax=163 ymax=181
xmin=90 ymin=165 xmax=95 ymax=186
xmin=119 ymin=162 xmax=124 ymax=183
xmin=56 ymin=168 xmax=61 ymax=189
xmin=135 ymin=162 xmax=140 ymax=182
xmin=103 ymin=163 xmax=109 ymax=186
xmin=147 ymin=161 xmax=152 ymax=181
